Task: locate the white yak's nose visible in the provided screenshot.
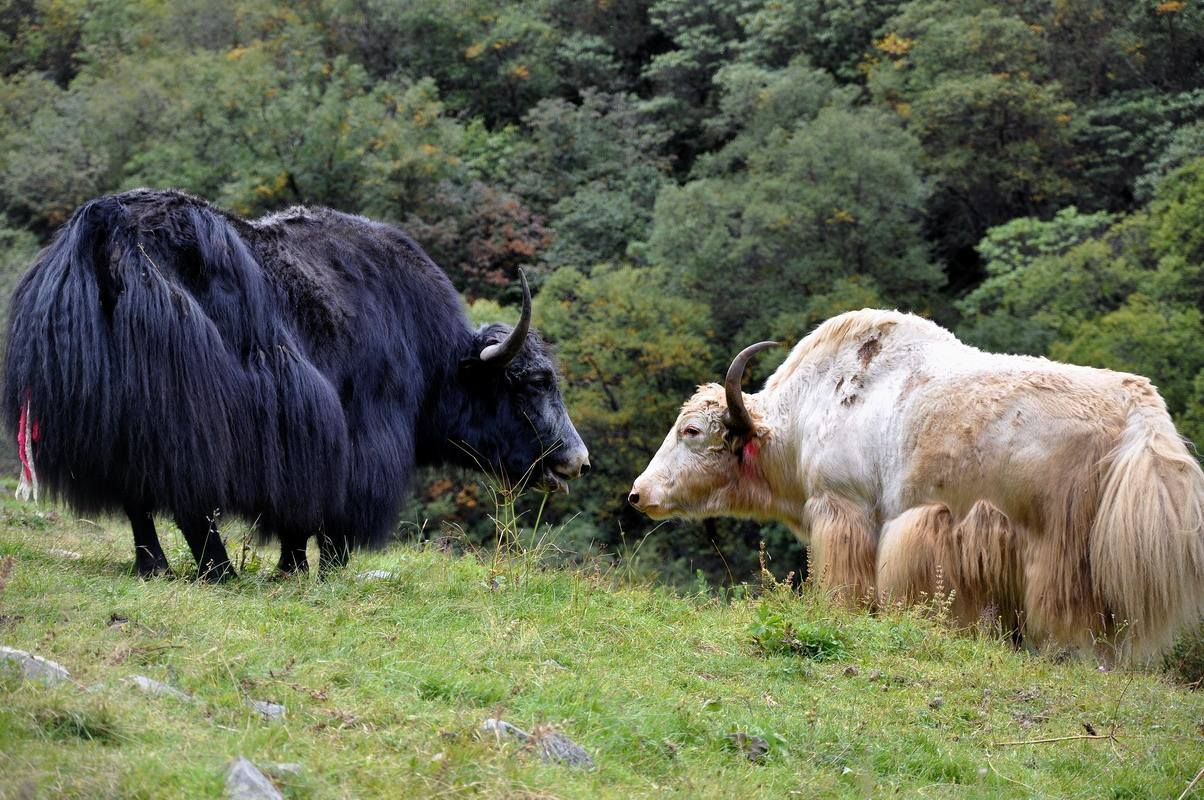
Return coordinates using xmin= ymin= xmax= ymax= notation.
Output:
xmin=627 ymin=477 xmax=663 ymax=512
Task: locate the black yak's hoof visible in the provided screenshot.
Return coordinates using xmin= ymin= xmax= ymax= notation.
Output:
xmin=134 ymin=544 xmax=174 ymax=579
xmin=135 ymin=563 xmax=175 ymax=580
xmin=197 ymin=560 xmax=236 ymax=583
xmin=275 ymin=549 xmax=309 ymax=577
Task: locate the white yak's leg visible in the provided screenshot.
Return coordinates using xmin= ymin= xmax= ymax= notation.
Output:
xmin=876 ymin=504 xmax=952 ymax=610
xmin=805 ymin=494 xmax=878 ymax=605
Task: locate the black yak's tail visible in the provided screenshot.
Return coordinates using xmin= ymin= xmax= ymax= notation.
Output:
xmin=3 ymin=193 xmax=349 ymax=530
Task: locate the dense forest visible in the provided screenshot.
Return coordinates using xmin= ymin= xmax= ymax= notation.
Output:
xmin=1 ymin=0 xmax=1201 ymax=586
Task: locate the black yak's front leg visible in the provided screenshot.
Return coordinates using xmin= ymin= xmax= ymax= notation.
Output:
xmin=275 ymin=533 xmax=309 ymax=576
xmin=176 ymin=512 xmax=236 ymax=583
xmin=124 ymin=505 xmax=173 ymax=578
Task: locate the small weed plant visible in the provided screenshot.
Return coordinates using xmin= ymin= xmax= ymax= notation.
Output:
xmin=748 ymin=602 xmax=846 ymax=661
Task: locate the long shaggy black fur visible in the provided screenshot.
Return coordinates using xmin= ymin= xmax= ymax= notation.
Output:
xmin=3 ymin=189 xmax=586 ymax=579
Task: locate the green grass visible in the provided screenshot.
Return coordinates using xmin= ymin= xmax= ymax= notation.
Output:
xmin=0 ymin=498 xmax=1201 ymax=799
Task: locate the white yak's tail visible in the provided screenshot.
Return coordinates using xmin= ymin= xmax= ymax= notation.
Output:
xmin=1090 ymin=388 xmax=1204 ymax=663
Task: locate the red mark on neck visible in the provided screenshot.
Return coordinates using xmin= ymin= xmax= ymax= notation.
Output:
xmin=741 ymin=439 xmax=761 ymax=476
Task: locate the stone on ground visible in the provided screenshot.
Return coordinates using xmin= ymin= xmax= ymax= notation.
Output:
xmin=0 ymin=646 xmax=71 ymax=685
xmin=225 ymin=757 xmax=283 ymax=800
xmin=124 ymin=675 xmax=193 ymax=702
xmin=480 ymin=718 xmax=595 ymax=769
xmin=248 ymin=699 xmax=286 ymax=721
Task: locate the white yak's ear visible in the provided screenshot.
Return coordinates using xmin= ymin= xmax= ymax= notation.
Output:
xmin=722 ymin=340 xmax=779 ymax=451
xmin=722 ymin=415 xmax=773 ymax=457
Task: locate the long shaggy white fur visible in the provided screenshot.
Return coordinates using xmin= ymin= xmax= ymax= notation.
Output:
xmin=792 ymin=311 xmax=1204 ymax=663
xmin=635 ymin=308 xmax=1204 ymax=664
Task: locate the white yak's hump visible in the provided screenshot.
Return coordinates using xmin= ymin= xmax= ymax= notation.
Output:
xmin=765 ymin=309 xmax=955 ymax=392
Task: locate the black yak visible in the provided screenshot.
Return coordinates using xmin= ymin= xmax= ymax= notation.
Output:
xmin=4 ymin=189 xmax=589 ymax=581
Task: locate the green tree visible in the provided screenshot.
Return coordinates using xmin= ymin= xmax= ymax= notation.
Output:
xmin=0 ymin=221 xmax=37 ymax=327
xmin=650 ymin=104 xmax=938 ymax=345
xmin=519 ymin=91 xmax=671 ymax=269
xmin=956 ymin=207 xmax=1119 ymax=354
xmin=0 ymin=73 xmax=111 ymax=233
xmin=737 ymin=0 xmax=907 ymax=80
xmin=1018 ymin=0 xmax=1204 ymax=98
xmin=640 ymin=0 xmax=748 ymax=157
xmin=701 ymin=58 xmax=847 ymax=163
xmin=869 ymin=2 xmax=1080 ymax=263
xmin=1074 ymin=89 xmax=1204 ymax=210
xmin=1052 ymin=296 xmax=1204 ymax=422
xmin=403 ymin=181 xmax=551 ymax=302
xmin=326 ymin=0 xmax=566 ymax=125
xmin=0 ymin=0 xmax=85 ymax=84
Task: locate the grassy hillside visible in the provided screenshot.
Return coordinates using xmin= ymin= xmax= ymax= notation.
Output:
xmin=0 ymin=496 xmax=1201 ymax=799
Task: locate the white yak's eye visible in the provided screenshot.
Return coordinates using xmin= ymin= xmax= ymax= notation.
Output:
xmin=681 ymin=424 xmax=703 ymax=438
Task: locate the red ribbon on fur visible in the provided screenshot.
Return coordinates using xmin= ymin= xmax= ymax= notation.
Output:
xmin=741 ymin=439 xmax=761 ymax=476
xmin=17 ymin=392 xmax=39 ymax=483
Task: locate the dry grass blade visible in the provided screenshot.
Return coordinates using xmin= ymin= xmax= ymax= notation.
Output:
xmin=993 ymin=733 xmax=1118 ymax=747
xmin=1178 ymin=766 xmax=1204 ymax=800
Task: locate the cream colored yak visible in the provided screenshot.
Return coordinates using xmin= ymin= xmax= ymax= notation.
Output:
xmin=629 ymin=309 xmax=1204 ymax=664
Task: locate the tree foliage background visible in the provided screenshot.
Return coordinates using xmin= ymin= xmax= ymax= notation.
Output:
xmin=1 ymin=0 xmax=1201 ymax=587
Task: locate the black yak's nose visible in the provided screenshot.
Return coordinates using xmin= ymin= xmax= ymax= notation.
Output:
xmin=552 ymin=448 xmax=590 ymax=480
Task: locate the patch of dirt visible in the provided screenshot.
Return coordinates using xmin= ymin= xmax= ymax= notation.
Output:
xmin=857 ymin=337 xmax=881 ymax=368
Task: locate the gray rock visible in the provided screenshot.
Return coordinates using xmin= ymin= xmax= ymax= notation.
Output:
xmin=47 ymin=549 xmax=81 ymax=560
xmin=0 ymin=646 xmax=71 ymax=685
xmin=481 ymin=717 xmax=532 ymax=743
xmin=535 ymin=729 xmax=595 ymax=769
xmin=225 ymin=757 xmax=283 ymax=800
xmin=248 ymin=699 xmax=286 ymax=721
xmin=726 ymin=731 xmax=770 ymax=763
xmin=124 ymin=675 xmax=193 ymax=702
xmin=356 ymin=569 xmax=394 ymax=581
xmin=480 ymin=718 xmax=594 ymax=769
xmin=264 ymin=763 xmax=303 ymax=777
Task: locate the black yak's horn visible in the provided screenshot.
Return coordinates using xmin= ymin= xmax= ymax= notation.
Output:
xmin=724 ymin=340 xmax=780 ymax=436
xmin=480 ymin=269 xmax=532 ymax=365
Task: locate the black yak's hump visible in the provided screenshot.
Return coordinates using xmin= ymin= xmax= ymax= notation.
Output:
xmin=252 ymin=204 xmax=440 ymax=285
xmin=249 ymin=204 xmax=458 ymax=345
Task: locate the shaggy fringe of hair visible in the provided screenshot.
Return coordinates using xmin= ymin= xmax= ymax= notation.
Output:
xmin=877 ymin=502 xmax=1023 ymax=635
xmin=876 ymin=402 xmax=1204 ymax=664
xmin=3 ymin=196 xmax=350 ymax=532
xmin=805 ymin=494 xmax=877 ymax=605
